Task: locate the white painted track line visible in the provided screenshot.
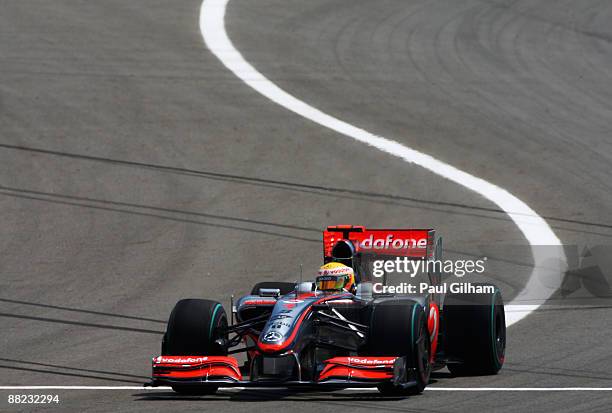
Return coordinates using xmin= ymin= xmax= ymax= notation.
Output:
xmin=1 ymin=386 xmax=611 ymax=391
xmin=0 ymin=387 xmax=165 ymax=390
xmin=198 ymin=0 xmax=566 ymax=327
xmin=426 ymin=388 xmax=612 ymax=392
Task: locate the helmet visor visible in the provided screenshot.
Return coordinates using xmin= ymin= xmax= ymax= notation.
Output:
xmin=316 ymin=275 xmax=347 ymax=291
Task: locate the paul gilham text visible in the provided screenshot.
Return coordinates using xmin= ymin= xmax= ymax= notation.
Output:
xmin=373 ymin=282 xmax=495 ymax=294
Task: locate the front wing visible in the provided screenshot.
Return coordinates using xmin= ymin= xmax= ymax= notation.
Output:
xmin=148 ymin=355 xmax=415 ymax=388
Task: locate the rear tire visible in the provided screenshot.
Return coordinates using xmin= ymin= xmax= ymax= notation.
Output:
xmin=444 ymin=284 xmax=506 ymax=376
xmin=162 ymin=299 xmax=228 ymax=395
xmin=368 ymin=300 xmax=431 ymax=396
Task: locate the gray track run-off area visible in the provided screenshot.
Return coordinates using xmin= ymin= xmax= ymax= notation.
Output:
xmin=1 ymin=0 xmax=611 ymax=412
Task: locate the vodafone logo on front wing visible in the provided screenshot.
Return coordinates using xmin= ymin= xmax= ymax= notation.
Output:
xmin=155 ymin=356 xmax=209 ymax=364
xmin=347 ymin=357 xmax=397 ymax=365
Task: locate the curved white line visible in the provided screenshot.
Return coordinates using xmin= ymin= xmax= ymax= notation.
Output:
xmin=199 ymin=0 xmax=566 ymax=326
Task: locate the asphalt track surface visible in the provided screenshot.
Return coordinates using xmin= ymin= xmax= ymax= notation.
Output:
xmin=1 ymin=0 xmax=611 ymax=412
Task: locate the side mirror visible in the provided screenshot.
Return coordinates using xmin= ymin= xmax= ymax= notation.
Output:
xmin=258 ymin=288 xmax=281 ymax=297
xmin=296 ymin=282 xmax=315 ymax=293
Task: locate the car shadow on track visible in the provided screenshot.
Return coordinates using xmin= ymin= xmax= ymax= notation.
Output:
xmin=132 ymin=388 xmax=409 ymax=403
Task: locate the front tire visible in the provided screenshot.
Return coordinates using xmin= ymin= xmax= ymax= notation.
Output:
xmin=367 ymin=300 xmax=431 ymax=396
xmin=162 ymin=299 xmax=228 ymax=395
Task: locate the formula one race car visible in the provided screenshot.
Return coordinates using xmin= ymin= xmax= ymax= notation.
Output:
xmin=148 ymin=225 xmax=506 ymax=396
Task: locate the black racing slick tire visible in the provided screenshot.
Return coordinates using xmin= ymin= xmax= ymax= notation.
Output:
xmin=368 ymin=300 xmax=431 ymax=396
xmin=250 ymin=281 xmax=295 ymax=296
xmin=162 ymin=299 xmax=228 ymax=395
xmin=444 ymin=283 xmax=506 ymax=376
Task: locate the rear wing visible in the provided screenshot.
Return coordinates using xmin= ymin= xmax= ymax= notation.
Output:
xmin=323 ymin=225 xmax=436 ymax=259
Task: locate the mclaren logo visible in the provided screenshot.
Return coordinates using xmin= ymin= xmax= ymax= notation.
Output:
xmin=263 ymin=331 xmax=283 ymax=342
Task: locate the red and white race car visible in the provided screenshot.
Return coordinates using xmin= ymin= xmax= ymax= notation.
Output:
xmin=147 ymin=225 xmax=506 ymax=396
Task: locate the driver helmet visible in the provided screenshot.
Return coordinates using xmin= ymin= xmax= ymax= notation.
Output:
xmin=316 ymin=262 xmax=356 ymax=293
